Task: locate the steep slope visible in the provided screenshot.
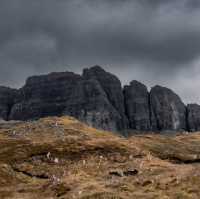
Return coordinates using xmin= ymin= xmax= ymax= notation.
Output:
xmin=9 ymin=69 xmax=126 ymax=133
xmin=150 ymin=85 xmax=186 ymax=131
xmin=1 ymin=65 xmax=200 ymax=133
xmin=83 ymin=66 xmax=129 ymax=130
xmin=9 ymin=72 xmax=82 ymax=120
xmin=0 ymin=87 xmax=17 ymax=121
xmin=0 ymin=116 xmax=200 ymax=198
xmin=63 ymin=78 xmax=124 ymax=132
xmin=187 ymin=104 xmax=200 ymax=132
xmin=124 ymin=80 xmax=150 ymax=131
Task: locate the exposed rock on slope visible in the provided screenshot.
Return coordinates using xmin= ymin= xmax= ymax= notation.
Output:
xmin=124 ymin=80 xmax=150 ymax=131
xmin=150 ymin=86 xmax=186 ymax=131
xmin=9 ymin=72 xmax=82 ymax=121
xmin=1 ymin=65 xmax=200 ymax=133
xmin=187 ymin=104 xmax=200 ymax=132
xmin=64 ymin=78 xmax=123 ymax=131
xmin=83 ymin=66 xmax=128 ymax=130
xmin=0 ymin=87 xmax=17 ymax=120
xmin=9 ymin=68 xmax=125 ymax=132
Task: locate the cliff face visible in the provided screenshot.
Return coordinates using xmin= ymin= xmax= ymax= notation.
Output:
xmin=0 ymin=87 xmax=17 ymax=121
xmin=83 ymin=66 xmax=129 ymax=130
xmin=150 ymin=86 xmax=187 ymax=131
xmin=9 ymin=72 xmax=82 ymax=121
xmin=1 ymin=66 xmax=200 ymax=133
xmin=187 ymin=104 xmax=200 ymax=132
xmin=124 ymin=80 xmax=150 ymax=131
xmin=63 ymin=78 xmax=124 ymax=131
xmin=9 ymin=67 xmax=126 ymax=132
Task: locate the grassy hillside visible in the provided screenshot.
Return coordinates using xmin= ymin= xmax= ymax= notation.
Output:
xmin=0 ymin=117 xmax=200 ymax=198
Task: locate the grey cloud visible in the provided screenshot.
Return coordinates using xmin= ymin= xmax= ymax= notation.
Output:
xmin=0 ymin=0 xmax=200 ymax=103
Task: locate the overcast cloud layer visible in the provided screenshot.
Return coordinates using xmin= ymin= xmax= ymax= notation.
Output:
xmin=0 ymin=0 xmax=200 ymax=104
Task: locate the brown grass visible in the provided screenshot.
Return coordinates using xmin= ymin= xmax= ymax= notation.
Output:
xmin=0 ymin=116 xmax=200 ymax=198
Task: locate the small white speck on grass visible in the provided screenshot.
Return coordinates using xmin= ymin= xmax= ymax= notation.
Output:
xmin=83 ymin=160 xmax=86 ymax=165
xmin=47 ymin=152 xmax=51 ymax=159
xmin=129 ymin=155 xmax=133 ymax=160
xmin=51 ymin=175 xmax=61 ymax=185
xmin=54 ymin=158 xmax=59 ymax=164
xmin=139 ymin=161 xmax=144 ymax=170
xmin=78 ymin=191 xmax=82 ymax=195
xmin=147 ymin=152 xmax=152 ymax=161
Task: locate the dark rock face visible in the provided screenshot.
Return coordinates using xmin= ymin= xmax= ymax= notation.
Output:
xmin=9 ymin=68 xmax=126 ymax=133
xmin=9 ymin=72 xmax=82 ymax=121
xmin=187 ymin=104 xmax=200 ymax=132
xmin=0 ymin=87 xmax=17 ymax=120
xmin=83 ymin=66 xmax=129 ymax=130
xmin=124 ymin=81 xmax=150 ymax=131
xmin=2 ymin=65 xmax=199 ymax=134
xmin=150 ymin=86 xmax=186 ymax=131
xmin=64 ymin=79 xmax=123 ymax=131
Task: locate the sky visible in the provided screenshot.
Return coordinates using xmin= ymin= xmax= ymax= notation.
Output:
xmin=0 ymin=0 xmax=200 ymax=104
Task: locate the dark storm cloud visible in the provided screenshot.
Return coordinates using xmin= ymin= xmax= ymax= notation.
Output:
xmin=0 ymin=0 xmax=200 ymax=103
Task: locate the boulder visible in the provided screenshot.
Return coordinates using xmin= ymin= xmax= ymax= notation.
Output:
xmin=187 ymin=104 xmax=200 ymax=132
xmin=150 ymin=86 xmax=186 ymax=131
xmin=124 ymin=81 xmax=150 ymax=131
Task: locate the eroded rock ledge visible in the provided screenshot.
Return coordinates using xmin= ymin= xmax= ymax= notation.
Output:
xmin=0 ymin=65 xmax=199 ymax=135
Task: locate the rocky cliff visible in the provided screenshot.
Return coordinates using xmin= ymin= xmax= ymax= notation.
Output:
xmin=0 ymin=87 xmax=17 ymax=121
xmin=187 ymin=104 xmax=200 ymax=132
xmin=124 ymin=80 xmax=150 ymax=131
xmin=1 ymin=66 xmax=200 ymax=134
xmin=9 ymin=67 xmax=127 ymax=132
xmin=9 ymin=72 xmax=82 ymax=120
xmin=83 ymin=66 xmax=129 ymax=130
xmin=63 ymin=78 xmax=124 ymax=132
xmin=150 ymin=86 xmax=186 ymax=131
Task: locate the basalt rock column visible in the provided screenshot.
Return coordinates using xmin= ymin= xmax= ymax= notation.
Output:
xmin=124 ymin=80 xmax=151 ymax=131
xmin=150 ymin=85 xmax=186 ymax=131
xmin=187 ymin=104 xmax=200 ymax=132
xmin=83 ymin=65 xmax=129 ymax=130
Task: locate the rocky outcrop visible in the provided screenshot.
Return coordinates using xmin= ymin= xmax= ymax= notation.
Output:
xmin=9 ymin=72 xmax=83 ymax=121
xmin=83 ymin=66 xmax=129 ymax=130
xmin=150 ymin=86 xmax=186 ymax=131
xmin=187 ymin=104 xmax=200 ymax=132
xmin=1 ymin=65 xmax=200 ymax=134
xmin=0 ymin=87 xmax=17 ymax=120
xmin=124 ymin=81 xmax=150 ymax=131
xmin=9 ymin=68 xmax=126 ymax=133
xmin=64 ymin=79 xmax=123 ymax=131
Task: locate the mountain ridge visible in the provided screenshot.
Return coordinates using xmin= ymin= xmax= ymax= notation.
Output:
xmin=0 ymin=65 xmax=199 ymax=135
